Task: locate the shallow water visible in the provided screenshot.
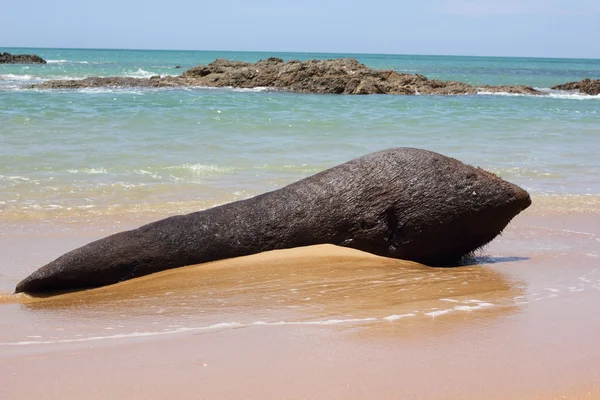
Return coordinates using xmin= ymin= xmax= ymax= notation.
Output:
xmin=1 ymin=49 xmax=600 ymax=399
xmin=1 ymin=49 xmax=599 ymax=224
xmin=0 ymin=244 xmax=524 ymax=349
xmin=2 ymin=207 xmax=599 ymax=353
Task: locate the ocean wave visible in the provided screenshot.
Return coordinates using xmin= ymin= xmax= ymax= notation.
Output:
xmin=0 ymin=74 xmax=85 ymax=83
xmin=545 ymin=91 xmax=600 ymax=100
xmin=490 ymin=167 xmax=562 ymax=179
xmin=51 ymin=75 xmax=89 ymax=81
xmin=166 ymin=163 xmax=236 ymax=176
xmin=46 ymin=60 xmax=89 ymax=64
xmin=231 ymin=86 xmax=273 ymax=93
xmin=0 ymin=74 xmax=37 ymax=81
xmin=183 ymin=85 xmax=276 ymax=93
xmin=133 ymin=169 xmax=162 ymax=179
xmin=0 ymin=317 xmax=389 ymax=346
xmin=0 ymin=294 xmax=517 ymax=346
xmin=254 ymin=164 xmax=323 ymax=173
xmin=66 ymin=168 xmax=108 ymax=174
xmin=0 ymin=175 xmax=37 ymax=187
xmin=425 ymin=301 xmax=494 ymax=317
xmin=69 ymin=87 xmax=147 ymax=94
xmin=477 ymin=88 xmax=600 ymax=100
xmin=124 ymin=68 xmax=159 ymax=78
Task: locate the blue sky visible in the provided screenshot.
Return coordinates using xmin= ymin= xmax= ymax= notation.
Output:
xmin=3 ymin=0 xmax=599 ymax=58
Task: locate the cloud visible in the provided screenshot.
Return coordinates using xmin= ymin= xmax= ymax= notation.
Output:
xmin=431 ymin=0 xmax=599 ymax=17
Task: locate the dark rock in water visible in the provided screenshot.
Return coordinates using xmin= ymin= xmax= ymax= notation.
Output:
xmin=182 ymin=58 xmax=541 ymax=95
xmin=0 ymin=52 xmax=46 ymax=64
xmin=175 ymin=65 xmax=181 ymax=69
xmin=552 ymin=78 xmax=600 ymax=96
xmin=15 ymin=148 xmax=531 ymax=294
xmin=31 ymin=58 xmax=542 ymax=96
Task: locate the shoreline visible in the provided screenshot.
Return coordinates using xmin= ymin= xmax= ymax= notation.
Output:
xmin=1 ymin=204 xmax=599 ymax=398
xmin=2 ymin=48 xmax=599 ymax=399
xmin=1 ymin=192 xmax=599 ymax=225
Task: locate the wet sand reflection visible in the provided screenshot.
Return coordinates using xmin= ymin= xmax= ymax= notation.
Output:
xmin=9 ymin=245 xmax=524 ymax=332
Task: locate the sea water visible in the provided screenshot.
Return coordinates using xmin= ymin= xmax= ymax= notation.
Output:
xmin=2 ymin=48 xmax=599 ymax=224
xmin=1 ymin=48 xmax=600 ymax=349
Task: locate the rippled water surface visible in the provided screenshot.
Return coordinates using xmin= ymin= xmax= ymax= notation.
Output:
xmin=1 ymin=49 xmax=600 ymax=400
xmin=2 ymin=48 xmax=599 ymax=222
xmin=0 ymin=245 xmax=523 ymax=347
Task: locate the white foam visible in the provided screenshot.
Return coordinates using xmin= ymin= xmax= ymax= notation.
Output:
xmin=186 ymin=85 xmax=275 ymax=93
xmin=134 ymin=169 xmax=161 ymax=179
xmin=383 ymin=313 xmax=416 ymax=321
xmin=477 ymin=88 xmax=600 ymax=100
xmin=49 ymin=75 xmax=86 ymax=81
xmin=21 ymin=204 xmax=64 ymax=210
xmin=0 ymin=74 xmax=37 ymax=81
xmin=46 ymin=60 xmax=89 ymax=64
xmin=453 ymin=303 xmax=494 ymax=311
xmin=559 ymin=229 xmax=598 ymax=238
xmin=425 ymin=300 xmax=494 ymax=317
xmin=66 ymin=168 xmax=107 ymax=174
xmin=1 ymin=74 xmax=85 ymax=83
xmin=0 ymin=174 xmax=33 ymax=182
xmin=125 ymin=68 xmax=159 ymax=78
xmin=65 ymin=87 xmax=146 ymax=95
xmin=439 ymin=298 xmax=460 ymax=303
xmin=167 ymin=163 xmax=234 ymax=175
xmin=0 ymin=317 xmax=383 ymax=346
xmin=231 ymin=86 xmax=272 ymax=92
xmin=425 ymin=309 xmax=453 ymax=317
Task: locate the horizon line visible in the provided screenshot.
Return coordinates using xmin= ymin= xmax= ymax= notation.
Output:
xmin=2 ymin=46 xmax=599 ymax=62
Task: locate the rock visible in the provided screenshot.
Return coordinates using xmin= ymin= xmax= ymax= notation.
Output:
xmin=30 ymin=58 xmax=543 ymax=96
xmin=15 ymin=148 xmax=531 ymax=294
xmin=0 ymin=52 xmax=46 ymax=64
xmin=552 ymin=78 xmax=600 ymax=96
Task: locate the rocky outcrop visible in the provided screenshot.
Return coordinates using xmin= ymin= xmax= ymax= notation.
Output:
xmin=552 ymin=78 xmax=600 ymax=96
xmin=181 ymin=58 xmax=541 ymax=95
xmin=0 ymin=52 xmax=46 ymax=64
xmin=32 ymin=57 xmax=542 ymax=95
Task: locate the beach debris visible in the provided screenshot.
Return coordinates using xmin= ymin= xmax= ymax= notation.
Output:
xmin=15 ymin=148 xmax=531 ymax=294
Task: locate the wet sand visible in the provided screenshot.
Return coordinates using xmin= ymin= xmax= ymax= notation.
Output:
xmin=1 ymin=196 xmax=600 ymax=399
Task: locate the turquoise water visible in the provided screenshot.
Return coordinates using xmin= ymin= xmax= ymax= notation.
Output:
xmin=2 ymin=47 xmax=600 ymax=86
xmin=1 ymin=48 xmax=599 ymax=221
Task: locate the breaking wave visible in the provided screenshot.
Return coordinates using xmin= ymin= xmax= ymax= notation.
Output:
xmin=46 ymin=60 xmax=89 ymax=64
xmin=477 ymin=87 xmax=600 ymax=100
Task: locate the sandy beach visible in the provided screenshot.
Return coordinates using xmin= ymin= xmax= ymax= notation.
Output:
xmin=1 ymin=195 xmax=599 ymax=399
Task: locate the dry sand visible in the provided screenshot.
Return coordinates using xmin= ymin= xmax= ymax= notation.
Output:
xmin=1 ymin=196 xmax=600 ymax=399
